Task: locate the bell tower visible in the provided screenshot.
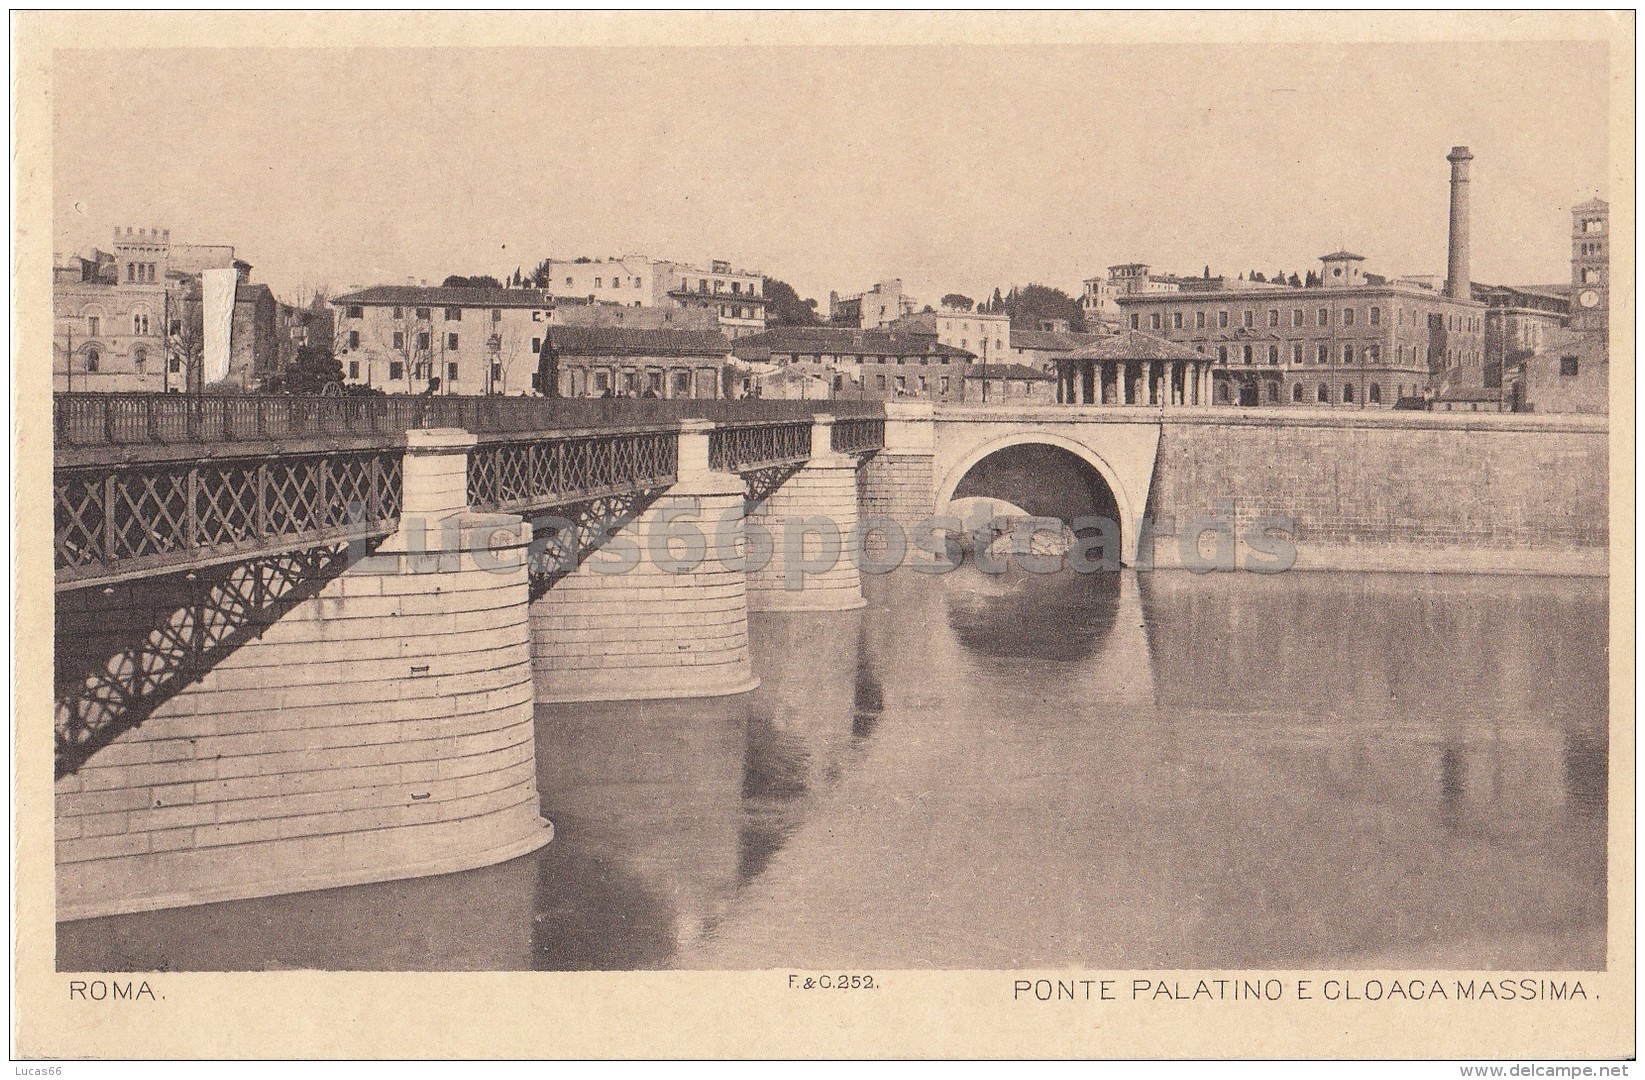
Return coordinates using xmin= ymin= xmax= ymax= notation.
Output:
xmin=1569 ymin=198 xmax=1608 ymax=337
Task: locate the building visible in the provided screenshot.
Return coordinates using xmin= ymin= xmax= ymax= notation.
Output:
xmin=1511 ymin=197 xmax=1609 ymax=415
xmin=961 ymin=363 xmax=1056 ymax=405
xmin=1472 ymin=283 xmax=1568 ymax=392
xmin=1049 ymin=330 xmax=1217 ymax=407
xmin=1110 ymin=148 xmax=1490 ymax=408
xmin=1006 ymin=328 xmax=1115 ymax=373
xmin=887 ymin=308 xmax=1011 ymax=363
xmin=829 ymin=279 xmax=917 ymax=328
xmin=543 ymin=256 xmax=768 ymax=339
xmin=544 ymin=326 xmax=730 ymax=399
xmin=731 ymin=326 xmax=974 ymax=400
xmin=331 ymin=285 xmax=558 ymax=395
xmin=53 ymin=226 xmax=263 ymax=393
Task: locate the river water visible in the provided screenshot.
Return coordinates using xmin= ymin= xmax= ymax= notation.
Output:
xmin=58 ymin=566 xmax=1609 ymax=972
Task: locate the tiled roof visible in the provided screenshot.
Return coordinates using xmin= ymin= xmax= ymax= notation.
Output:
xmin=732 ymin=326 xmax=976 ymax=362
xmin=546 ymin=325 xmax=732 ymax=358
xmin=965 ymin=363 xmax=1054 ymax=380
xmin=332 ymin=285 xmax=556 ymax=309
xmin=1053 ymin=330 xmax=1207 ymax=363
xmin=1010 ymin=329 xmax=1113 ymax=352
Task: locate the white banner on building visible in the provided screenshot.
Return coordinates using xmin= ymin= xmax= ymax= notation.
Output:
xmin=200 ymin=267 xmax=238 ymax=385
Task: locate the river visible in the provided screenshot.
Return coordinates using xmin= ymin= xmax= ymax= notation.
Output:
xmin=57 ymin=566 xmax=1609 ymax=972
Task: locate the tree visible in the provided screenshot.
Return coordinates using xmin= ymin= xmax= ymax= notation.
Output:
xmin=941 ymin=293 xmax=975 ymax=312
xmin=1288 ymin=273 xmax=1302 ymax=287
xmin=1304 ymin=270 xmax=1320 ymax=287
xmin=441 ymin=274 xmax=504 ymax=290
xmin=980 ymin=282 xmax=1086 ymax=333
xmin=763 ymin=276 xmax=822 ymax=327
xmin=529 ymin=259 xmax=552 ymax=288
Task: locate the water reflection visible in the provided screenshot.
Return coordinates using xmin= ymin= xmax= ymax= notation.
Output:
xmin=58 ymin=567 xmax=1607 ymax=973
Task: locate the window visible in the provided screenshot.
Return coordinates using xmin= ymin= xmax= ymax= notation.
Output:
xmin=1560 ymin=355 xmax=1580 ymax=376
xmin=389 ymin=361 xmax=404 ymax=381
xmin=1317 ymin=308 xmax=1328 ymax=327
xmin=960 ymin=339 xmax=967 ymax=348
xmin=417 ymin=332 xmax=430 ymax=350
xmin=391 ymin=306 xmax=406 ymax=319
xmin=1242 ymin=344 xmax=1253 ymax=364
xmin=1343 ymin=307 xmax=1355 ymax=327
xmin=1195 ymin=311 xmax=1206 ymax=329
xmin=1583 ymin=217 xmax=1604 ymax=234
xmin=415 ymin=308 xmax=430 ymax=320
xmin=1218 ymin=346 xmax=1228 ymax=363
xmin=448 ymin=362 xmax=459 ymax=381
xmin=594 ymin=278 xmax=602 ymax=288
xmin=1218 ymin=311 xmax=1229 ymax=329
xmin=1268 ymin=309 xmax=1279 ymax=327
xmin=1130 ymin=314 xmax=1140 ymax=330
xmin=492 ymin=308 xmax=502 ymax=322
xmin=86 ymin=316 xmax=100 ymax=336
xmin=447 ymin=333 xmax=459 ymax=350
xmin=347 ymin=305 xmax=364 ymax=319
xmin=1267 ymin=383 xmax=1280 ymax=403
xmin=1582 ymin=268 xmax=1601 ymax=284
xmin=133 ymin=315 xmax=143 ymax=334
xmin=1369 ymin=383 xmax=1381 ymax=404
xmin=1317 ymin=345 xmax=1328 ymax=364
xmin=1370 ymin=306 xmax=1381 ymax=326
xmin=1366 ymin=344 xmax=1379 ymax=363
xmin=1292 ymin=344 xmax=1303 ymax=365
xmin=392 ymin=331 xmax=404 ymax=350
xmin=126 ymin=264 xmax=135 ymax=283
xmin=1172 ymin=312 xmax=1183 ymax=329
xmin=1343 ymin=344 xmax=1354 ymax=363
xmin=348 ymin=330 xmax=360 ymax=349
xmin=1317 ymin=383 xmax=1329 ymax=402
xmin=1292 ymin=309 xmax=1304 ymax=327
xmin=1150 ymin=314 xmax=1161 ymax=330
xmin=1292 ymin=383 xmax=1304 ymax=403
xmin=1268 ymin=345 xmax=1279 ymax=365
xmin=169 ymin=357 xmax=180 ymax=374
xmin=1242 ymin=311 xmax=1254 ymax=329
xmin=348 ymin=360 xmax=360 ymax=380
xmin=1343 ymin=384 xmax=1355 ymax=403
xmin=85 ymin=347 xmax=100 ymax=372
xmin=531 ymin=337 xmax=541 ymax=353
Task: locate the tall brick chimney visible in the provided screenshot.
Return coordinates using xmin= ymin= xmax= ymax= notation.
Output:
xmin=1445 ymin=145 xmax=1473 ymax=299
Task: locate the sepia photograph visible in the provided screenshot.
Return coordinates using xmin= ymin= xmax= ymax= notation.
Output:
xmin=12 ymin=9 xmax=1634 ymax=1062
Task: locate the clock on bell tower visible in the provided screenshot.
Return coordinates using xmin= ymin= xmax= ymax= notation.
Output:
xmin=1569 ymin=198 xmax=1609 ymax=336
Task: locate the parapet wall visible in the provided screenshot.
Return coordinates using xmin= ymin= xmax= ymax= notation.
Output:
xmin=1145 ymin=410 xmax=1609 ymax=573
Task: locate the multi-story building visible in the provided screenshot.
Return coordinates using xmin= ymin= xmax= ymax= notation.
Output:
xmin=1472 ymin=283 xmax=1568 ymax=391
xmin=53 ymin=226 xmax=265 ymax=392
xmin=331 ymin=285 xmax=558 ymax=395
xmin=1079 ymin=274 xmax=1118 ymax=324
xmin=544 ymin=256 xmax=767 ymax=339
xmin=1006 ymin=328 xmax=1115 ymax=373
xmin=1510 ymin=198 xmax=1609 ymax=415
xmin=731 ymin=326 xmax=974 ymax=400
xmin=829 ymin=279 xmax=917 ymax=328
xmin=1568 ymin=197 xmax=1609 ymax=341
xmin=888 ymin=308 xmax=1011 ymax=364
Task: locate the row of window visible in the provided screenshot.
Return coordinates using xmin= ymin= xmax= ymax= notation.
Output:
xmin=125 ymin=262 xmax=157 ymax=284
xmin=347 ymin=359 xmax=507 ymax=384
xmin=1209 ymin=342 xmax=1388 ymax=365
xmin=1577 ymin=242 xmax=1605 ymax=256
xmin=346 ymin=305 xmax=551 ymax=323
xmin=74 ymin=315 xmax=155 ymax=336
xmin=1132 ymin=306 xmax=1484 ymax=334
xmin=1216 ymin=382 xmax=1401 ymax=405
xmin=73 ymin=345 xmax=158 ymax=373
xmin=790 ymin=353 xmax=958 ymax=366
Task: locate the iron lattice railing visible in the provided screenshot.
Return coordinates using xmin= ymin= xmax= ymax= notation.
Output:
xmin=54 ymin=450 xmax=403 ymax=590
xmin=831 ymin=417 xmax=886 ymax=455
xmin=710 ymin=422 xmax=812 ymax=473
xmin=54 ymin=392 xmax=886 ymax=449
xmin=468 ymin=429 xmax=679 ymax=514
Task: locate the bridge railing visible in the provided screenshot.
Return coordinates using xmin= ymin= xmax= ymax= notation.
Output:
xmin=54 ymin=449 xmax=404 ymax=590
xmin=468 ymin=429 xmax=680 ymax=515
xmin=53 ymin=392 xmax=885 ymax=449
xmin=830 ymin=416 xmax=886 ymax=456
xmin=709 ymin=421 xmax=813 ymax=473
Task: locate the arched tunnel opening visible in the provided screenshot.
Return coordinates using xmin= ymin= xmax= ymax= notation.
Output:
xmin=946 ymin=442 xmax=1123 ymax=567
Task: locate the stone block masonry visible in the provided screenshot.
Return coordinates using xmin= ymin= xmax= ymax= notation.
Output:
xmin=747 ymin=417 xmax=866 ymax=611
xmin=857 ymin=402 xmax=938 ymax=559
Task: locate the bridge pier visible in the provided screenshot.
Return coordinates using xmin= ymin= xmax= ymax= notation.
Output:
xmin=530 ymin=420 xmax=759 ymax=703
xmin=55 ymin=428 xmax=553 ymax=921
xmin=746 ymin=415 xmax=867 ymax=612
xmin=857 ymin=402 xmax=938 ymax=561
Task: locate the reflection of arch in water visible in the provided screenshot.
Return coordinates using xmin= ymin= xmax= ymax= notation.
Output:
xmin=940 ymin=569 xmax=1158 ymax=705
xmin=936 ymin=434 xmax=1130 ymax=563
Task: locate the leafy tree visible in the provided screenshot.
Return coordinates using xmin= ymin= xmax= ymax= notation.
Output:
xmin=529 ymin=259 xmax=552 ymax=288
xmin=763 ymin=276 xmax=822 ymax=327
xmin=980 ymin=282 xmax=1086 ymax=333
xmin=441 ymin=274 xmax=504 ymax=290
xmin=1304 ymin=270 xmax=1320 ymax=287
xmin=1288 ymin=273 xmax=1302 ymax=287
xmin=279 ymin=344 xmax=345 ymax=395
xmin=941 ymin=293 xmax=975 ymax=312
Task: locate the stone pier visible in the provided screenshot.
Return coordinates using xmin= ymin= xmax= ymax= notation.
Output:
xmin=856 ymin=401 xmax=938 ymax=559
xmin=530 ymin=420 xmax=759 ymax=703
xmin=54 ymin=429 xmax=553 ymax=921
xmin=746 ymin=415 xmax=867 ymax=612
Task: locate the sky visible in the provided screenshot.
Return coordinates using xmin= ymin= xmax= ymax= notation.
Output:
xmin=52 ymin=39 xmax=1610 ymax=309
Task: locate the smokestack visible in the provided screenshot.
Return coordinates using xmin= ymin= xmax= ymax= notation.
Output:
xmin=1445 ymin=145 xmax=1473 ymax=299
